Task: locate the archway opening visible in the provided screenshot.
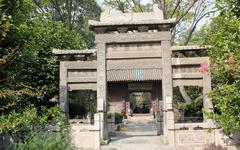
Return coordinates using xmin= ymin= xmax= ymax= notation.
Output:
xmin=130 ymin=92 xmax=152 ymax=114
xmin=68 ymin=90 xmax=97 ymax=123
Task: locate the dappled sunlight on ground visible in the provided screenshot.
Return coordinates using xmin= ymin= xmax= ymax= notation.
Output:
xmin=102 ymin=115 xmax=167 ymax=150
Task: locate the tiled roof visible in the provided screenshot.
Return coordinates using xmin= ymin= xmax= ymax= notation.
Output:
xmin=171 ymin=46 xmax=211 ymax=51
xmin=52 ymin=49 xmax=96 ymax=55
xmin=107 ymin=68 xmax=162 ymax=82
xmin=89 ymin=19 xmax=176 ymax=28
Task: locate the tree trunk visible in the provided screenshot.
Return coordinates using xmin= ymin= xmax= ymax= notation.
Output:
xmin=179 ymin=86 xmax=192 ymax=104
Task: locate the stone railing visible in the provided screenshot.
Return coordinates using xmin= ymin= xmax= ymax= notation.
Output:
xmin=173 ymin=122 xmax=215 ymax=146
xmin=107 ymin=115 xmax=115 ymax=136
xmin=70 ymin=113 xmax=101 ymax=150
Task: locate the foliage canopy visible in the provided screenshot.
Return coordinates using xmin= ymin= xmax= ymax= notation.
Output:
xmin=203 ymin=0 xmax=240 ymax=136
xmin=0 ymin=0 xmax=100 ymax=148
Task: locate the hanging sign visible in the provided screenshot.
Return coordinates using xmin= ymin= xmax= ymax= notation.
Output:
xmin=128 ymin=83 xmax=152 ymax=91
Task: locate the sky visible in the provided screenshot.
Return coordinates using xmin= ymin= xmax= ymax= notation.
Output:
xmin=97 ymin=0 xmax=151 ymax=6
xmin=96 ymin=0 xmax=216 ymax=30
xmin=97 ymin=0 xmax=105 ymax=6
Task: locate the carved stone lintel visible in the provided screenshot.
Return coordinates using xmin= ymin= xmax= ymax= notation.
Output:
xmin=117 ymin=27 xmax=128 ymax=33
xmin=153 ymin=4 xmax=164 ymax=19
xmin=61 ymin=55 xmax=71 ymax=61
xmin=138 ymin=26 xmax=149 ymax=32
xmin=102 ymin=5 xmax=111 ymax=16
xmin=95 ymin=27 xmax=107 ymax=34
xmin=90 ymin=54 xmax=97 ymax=61
xmin=74 ymin=55 xmax=85 ymax=61
xmin=153 ymin=4 xmax=161 ymax=13
xmin=100 ymin=5 xmax=111 ymax=22
xmin=158 ymin=25 xmax=171 ymax=31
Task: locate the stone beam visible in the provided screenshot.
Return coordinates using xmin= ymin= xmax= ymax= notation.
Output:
xmin=62 ymin=61 xmax=97 ymax=69
xmin=172 ymin=57 xmax=209 ymax=66
xmin=68 ymin=83 xmax=97 ymax=91
xmin=89 ymin=19 xmax=176 ymax=29
xmin=107 ymin=58 xmax=162 ymax=70
xmin=95 ymin=32 xmax=171 ymax=43
xmin=173 ymin=73 xmax=203 ymax=79
xmin=173 ymin=79 xmax=203 ymax=87
xmin=67 ymin=77 xmax=97 ymax=83
xmin=52 ymin=48 xmax=96 ymax=55
xmin=106 ymin=51 xmax=162 ymax=59
xmin=171 ymin=46 xmax=210 ymax=52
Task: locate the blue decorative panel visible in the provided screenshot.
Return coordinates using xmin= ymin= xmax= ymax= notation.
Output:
xmin=135 ymin=68 xmax=144 ymax=81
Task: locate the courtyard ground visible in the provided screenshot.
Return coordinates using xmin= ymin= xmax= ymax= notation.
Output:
xmin=101 ymin=115 xmax=210 ymax=150
xmin=102 ymin=115 xmax=170 ymax=150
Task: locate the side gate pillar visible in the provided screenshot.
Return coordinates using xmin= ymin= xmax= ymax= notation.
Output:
xmin=96 ymin=39 xmax=108 ymax=141
xmin=59 ymin=61 xmax=69 ymax=118
xmin=162 ymin=39 xmax=175 ymax=146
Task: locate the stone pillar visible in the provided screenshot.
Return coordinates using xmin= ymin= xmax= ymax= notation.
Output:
xmin=161 ymin=40 xmax=175 ymax=146
xmin=96 ymin=42 xmax=108 ymax=140
xmin=94 ymin=113 xmax=101 ymax=149
xmin=156 ymin=82 xmax=163 ymax=135
xmin=203 ymin=60 xmax=213 ymax=122
xmin=59 ymin=61 xmax=69 ymax=118
xmin=202 ymin=60 xmax=215 ymax=143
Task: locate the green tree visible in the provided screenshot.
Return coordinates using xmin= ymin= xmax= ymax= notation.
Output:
xmin=33 ymin=0 xmax=101 ymax=47
xmin=0 ymin=1 xmax=99 ymax=147
xmin=203 ymin=0 xmax=240 ymax=136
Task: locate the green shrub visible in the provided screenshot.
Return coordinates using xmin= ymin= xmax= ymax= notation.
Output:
xmin=14 ymin=130 xmax=73 ymax=150
xmin=0 ymin=105 xmax=66 ymax=135
xmin=107 ymin=112 xmax=112 ymax=119
xmin=107 ymin=112 xmax=123 ymax=124
xmin=0 ymin=105 xmax=68 ymax=149
xmin=115 ymin=112 xmax=123 ymax=124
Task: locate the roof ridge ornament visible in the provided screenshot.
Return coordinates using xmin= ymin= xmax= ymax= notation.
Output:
xmin=100 ymin=5 xmax=111 ymax=21
xmin=153 ymin=4 xmax=162 ymax=13
xmin=100 ymin=4 xmax=164 ymax=23
xmin=153 ymin=4 xmax=163 ymax=19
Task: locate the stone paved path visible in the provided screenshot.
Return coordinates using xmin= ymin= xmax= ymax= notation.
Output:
xmin=102 ymin=115 xmax=170 ymax=150
xmin=101 ymin=115 xmax=224 ymax=150
xmin=125 ymin=115 xmax=157 ymax=136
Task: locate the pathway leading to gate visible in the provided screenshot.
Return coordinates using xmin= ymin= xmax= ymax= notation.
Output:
xmin=102 ymin=115 xmax=170 ymax=150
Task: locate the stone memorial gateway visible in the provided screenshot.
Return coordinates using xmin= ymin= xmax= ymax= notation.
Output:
xmin=53 ymin=4 xmax=238 ymax=150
